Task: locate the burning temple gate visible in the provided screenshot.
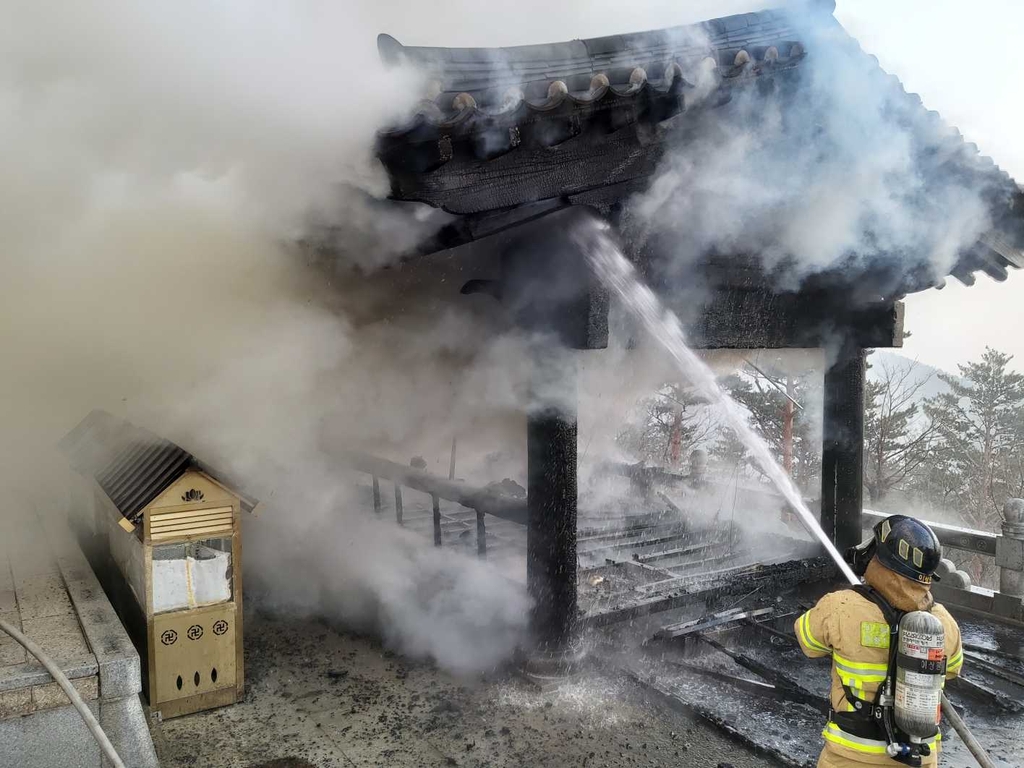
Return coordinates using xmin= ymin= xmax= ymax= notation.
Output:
xmin=372 ymin=0 xmax=1024 ymax=653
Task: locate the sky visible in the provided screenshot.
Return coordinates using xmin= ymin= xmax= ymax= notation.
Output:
xmin=378 ymin=0 xmax=1024 ymax=375
xmin=833 ymin=1 xmax=1024 ymax=375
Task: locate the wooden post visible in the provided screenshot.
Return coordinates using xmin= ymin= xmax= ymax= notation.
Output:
xmin=394 ymin=484 xmax=403 ymax=525
xmin=477 ymin=510 xmax=487 ymax=558
xmin=449 ymin=437 xmax=457 ymax=481
xmin=821 ymin=346 xmax=866 ymax=554
xmin=372 ymin=476 xmax=381 ymax=514
xmin=527 ymin=396 xmax=578 ymax=651
xmin=432 ymin=494 xmax=441 ymax=547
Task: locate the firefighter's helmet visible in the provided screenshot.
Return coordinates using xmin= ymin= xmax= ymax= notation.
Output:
xmin=845 ymin=514 xmax=943 ymax=583
xmin=874 ymin=515 xmax=943 ymax=584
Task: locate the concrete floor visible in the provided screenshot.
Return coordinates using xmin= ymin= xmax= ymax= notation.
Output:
xmin=150 ymin=611 xmax=775 ymax=768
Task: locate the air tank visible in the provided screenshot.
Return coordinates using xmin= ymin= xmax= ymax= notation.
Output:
xmin=894 ymin=610 xmax=945 ymax=739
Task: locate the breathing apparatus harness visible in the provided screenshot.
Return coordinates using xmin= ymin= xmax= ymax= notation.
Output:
xmin=832 ymin=586 xmax=943 ymax=767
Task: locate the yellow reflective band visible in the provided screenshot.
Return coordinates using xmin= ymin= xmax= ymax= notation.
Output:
xmin=823 ymin=723 xmax=939 ymax=754
xmin=799 ymin=612 xmax=829 ymax=653
xmin=837 ymin=671 xmax=886 ymax=688
xmin=948 ymin=649 xmax=964 ymax=672
xmin=822 ymin=723 xmax=888 ymax=754
xmin=833 ymin=652 xmax=888 ymax=672
xmin=834 ymin=653 xmax=887 ymax=684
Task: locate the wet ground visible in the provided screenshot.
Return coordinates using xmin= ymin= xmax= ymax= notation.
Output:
xmin=147 ymin=606 xmax=1024 ymax=768
xmin=148 ymin=486 xmax=1024 ymax=768
xmin=149 ymin=610 xmax=773 ymax=768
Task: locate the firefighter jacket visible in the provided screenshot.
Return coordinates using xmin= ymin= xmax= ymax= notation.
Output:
xmin=795 ymin=558 xmax=963 ymax=766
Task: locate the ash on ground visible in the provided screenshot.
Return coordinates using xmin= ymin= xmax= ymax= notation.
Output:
xmin=149 ymin=610 xmax=774 ymax=768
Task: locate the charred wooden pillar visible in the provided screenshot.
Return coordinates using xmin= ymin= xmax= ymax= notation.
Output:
xmin=821 ymin=345 xmax=866 ymax=553
xmin=463 ymin=207 xmax=607 ymax=654
xmin=527 ymin=376 xmax=579 ymax=650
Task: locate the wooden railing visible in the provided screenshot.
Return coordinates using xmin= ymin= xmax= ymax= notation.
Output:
xmin=863 ymin=502 xmax=1024 ymax=624
xmin=343 ymin=450 xmax=528 ymax=557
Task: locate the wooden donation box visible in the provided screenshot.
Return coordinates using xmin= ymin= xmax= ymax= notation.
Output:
xmin=60 ymin=410 xmax=258 ymax=719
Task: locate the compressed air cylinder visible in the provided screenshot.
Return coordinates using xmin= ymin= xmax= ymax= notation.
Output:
xmin=894 ymin=610 xmax=946 ymax=739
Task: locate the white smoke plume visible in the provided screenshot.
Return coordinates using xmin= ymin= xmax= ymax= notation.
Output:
xmin=628 ymin=8 xmax=997 ymax=298
xmin=0 ymin=1 xmax=549 ymax=673
xmin=4 ymin=0 xmax=776 ymax=673
xmin=4 ymin=0 xmax=1004 ymax=673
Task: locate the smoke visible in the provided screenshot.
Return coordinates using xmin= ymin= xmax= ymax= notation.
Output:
xmin=3 ymin=0 xmax=778 ymax=674
xmin=629 ymin=8 xmax=996 ymax=299
xmin=3 ymin=0 xmax=999 ymax=674
xmin=0 ymin=1 xmax=557 ymax=674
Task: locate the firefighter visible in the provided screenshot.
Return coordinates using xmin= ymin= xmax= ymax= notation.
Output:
xmin=795 ymin=515 xmax=963 ymax=767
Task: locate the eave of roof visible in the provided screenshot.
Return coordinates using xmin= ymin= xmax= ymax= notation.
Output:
xmin=377 ymin=6 xmax=810 ymax=144
xmin=374 ymin=2 xmax=1023 ymax=299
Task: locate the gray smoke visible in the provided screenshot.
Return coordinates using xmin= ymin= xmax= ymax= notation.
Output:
xmin=4 ymin=0 xmax=1002 ymax=674
xmin=628 ymin=9 xmax=995 ymax=297
xmin=0 ymin=0 xmax=539 ymax=674
xmin=4 ymin=0 xmax=776 ymax=675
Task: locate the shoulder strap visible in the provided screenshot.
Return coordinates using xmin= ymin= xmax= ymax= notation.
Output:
xmin=849 ymin=584 xmax=904 ymax=627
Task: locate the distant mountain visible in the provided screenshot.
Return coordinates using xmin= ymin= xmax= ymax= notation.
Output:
xmin=867 ymin=351 xmax=959 ymax=402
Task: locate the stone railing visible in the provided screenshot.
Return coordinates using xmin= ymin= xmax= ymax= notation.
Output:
xmin=999 ymin=499 xmax=1024 ymax=599
xmin=863 ymin=500 xmax=1024 ymax=623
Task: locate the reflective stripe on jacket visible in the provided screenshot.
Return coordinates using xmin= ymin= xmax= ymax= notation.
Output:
xmin=822 ymin=721 xmax=939 ymax=755
xmin=795 ymin=559 xmax=962 ymax=766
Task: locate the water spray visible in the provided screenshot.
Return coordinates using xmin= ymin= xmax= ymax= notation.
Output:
xmin=580 ymin=222 xmax=860 ymax=585
xmin=578 ymin=220 xmax=996 ymax=768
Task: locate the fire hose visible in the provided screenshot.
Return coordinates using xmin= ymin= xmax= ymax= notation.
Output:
xmin=0 ymin=616 xmax=127 ymax=768
xmin=939 ymin=694 xmax=996 ymax=768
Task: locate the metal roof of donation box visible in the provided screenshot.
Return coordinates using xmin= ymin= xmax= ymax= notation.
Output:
xmin=59 ymin=409 xmax=259 ymax=527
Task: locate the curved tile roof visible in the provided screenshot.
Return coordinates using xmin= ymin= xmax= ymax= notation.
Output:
xmin=375 ymin=2 xmax=1023 ymax=298
xmin=377 ymin=20 xmax=807 ymax=134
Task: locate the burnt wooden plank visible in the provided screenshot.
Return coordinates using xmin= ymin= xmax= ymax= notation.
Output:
xmin=391 ymin=127 xmax=660 ymax=215
xmin=681 ymin=291 xmax=904 ymax=350
xmin=583 ymin=557 xmax=836 ymax=628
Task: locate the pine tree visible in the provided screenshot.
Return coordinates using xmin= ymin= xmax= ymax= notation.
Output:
xmin=863 ymin=359 xmax=935 ymax=504
xmin=616 ymin=383 xmax=716 ymax=466
xmin=722 ymin=368 xmax=821 ymax=494
xmin=921 ymin=348 xmax=1024 ymax=531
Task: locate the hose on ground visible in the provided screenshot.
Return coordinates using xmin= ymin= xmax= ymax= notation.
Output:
xmin=0 ymin=616 xmax=126 ymax=768
xmin=941 ymin=693 xmax=996 ymax=768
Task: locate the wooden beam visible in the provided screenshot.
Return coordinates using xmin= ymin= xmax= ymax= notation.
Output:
xmin=681 ymin=291 xmax=903 ymax=350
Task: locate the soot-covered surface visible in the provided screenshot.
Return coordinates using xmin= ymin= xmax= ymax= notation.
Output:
xmin=624 ymin=591 xmax=1024 ymax=768
xmin=150 ymin=610 xmax=773 ymax=768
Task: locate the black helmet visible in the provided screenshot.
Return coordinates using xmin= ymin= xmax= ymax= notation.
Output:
xmin=874 ymin=515 xmax=942 ymax=584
